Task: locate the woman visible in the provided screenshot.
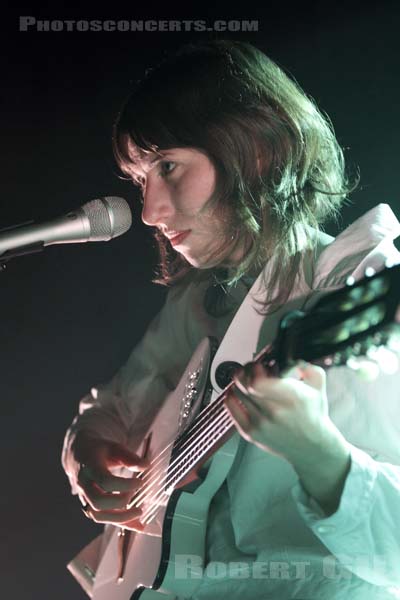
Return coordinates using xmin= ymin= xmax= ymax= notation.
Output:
xmin=63 ymin=40 xmax=400 ymax=598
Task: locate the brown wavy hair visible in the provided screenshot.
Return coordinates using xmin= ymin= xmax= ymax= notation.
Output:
xmin=113 ymin=40 xmax=357 ymax=313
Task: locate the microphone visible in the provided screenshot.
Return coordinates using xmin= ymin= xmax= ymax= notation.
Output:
xmin=0 ymin=196 xmax=132 ymax=257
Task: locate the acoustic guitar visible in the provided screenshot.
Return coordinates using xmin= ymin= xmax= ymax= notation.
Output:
xmin=68 ymin=263 xmax=400 ymax=599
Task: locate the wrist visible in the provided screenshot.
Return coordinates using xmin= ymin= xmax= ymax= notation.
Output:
xmin=291 ymin=421 xmax=352 ymax=516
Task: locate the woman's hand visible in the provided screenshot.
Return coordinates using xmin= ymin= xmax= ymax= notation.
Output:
xmin=72 ymin=435 xmax=149 ymax=531
xmin=224 ymin=360 xmax=351 ymax=514
xmin=224 ymin=360 xmax=330 ymax=463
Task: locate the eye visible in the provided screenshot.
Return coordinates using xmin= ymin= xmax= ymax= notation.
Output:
xmin=160 ymin=161 xmax=176 ymax=176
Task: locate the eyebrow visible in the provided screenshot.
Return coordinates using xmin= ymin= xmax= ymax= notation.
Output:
xmin=131 ymin=155 xmax=161 ymax=174
xmin=150 ymin=150 xmax=177 ymax=162
xmin=142 ymin=153 xmax=167 ymax=168
xmin=129 ymin=150 xmax=177 ymax=180
xmin=142 ymin=151 xmax=176 ymax=170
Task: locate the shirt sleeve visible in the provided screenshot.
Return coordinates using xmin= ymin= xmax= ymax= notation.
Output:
xmin=61 ymin=282 xmax=208 ymax=495
xmin=291 ymin=443 xmax=400 ymax=587
xmin=291 ymin=212 xmax=400 ymax=587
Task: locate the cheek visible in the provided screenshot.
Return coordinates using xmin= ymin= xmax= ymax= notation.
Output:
xmin=177 ymin=169 xmax=216 ymax=213
xmin=193 ymin=210 xmax=223 ymax=236
xmin=196 ymin=172 xmax=217 ymax=201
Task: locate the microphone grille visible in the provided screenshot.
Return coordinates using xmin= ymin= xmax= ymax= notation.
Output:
xmin=82 ymin=196 xmax=132 ymax=241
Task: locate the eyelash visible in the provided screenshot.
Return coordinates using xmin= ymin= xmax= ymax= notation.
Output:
xmin=134 ymin=161 xmax=176 ymax=196
xmin=159 ymin=160 xmax=176 ymax=176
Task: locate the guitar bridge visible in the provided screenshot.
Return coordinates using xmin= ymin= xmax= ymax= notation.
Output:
xmin=178 ymin=365 xmax=202 ymax=431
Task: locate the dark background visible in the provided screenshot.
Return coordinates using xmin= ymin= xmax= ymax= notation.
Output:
xmin=1 ymin=2 xmax=399 ymax=598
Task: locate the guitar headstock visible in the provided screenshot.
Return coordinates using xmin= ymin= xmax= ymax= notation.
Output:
xmin=269 ymin=263 xmax=400 ymax=373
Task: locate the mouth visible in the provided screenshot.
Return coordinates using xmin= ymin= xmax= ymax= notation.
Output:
xmin=166 ymin=230 xmax=191 ymax=247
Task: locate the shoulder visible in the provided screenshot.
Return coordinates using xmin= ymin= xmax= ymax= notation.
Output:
xmin=313 ymin=204 xmax=400 ymax=289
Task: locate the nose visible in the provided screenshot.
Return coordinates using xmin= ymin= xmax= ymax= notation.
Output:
xmin=141 ymin=177 xmax=174 ymax=228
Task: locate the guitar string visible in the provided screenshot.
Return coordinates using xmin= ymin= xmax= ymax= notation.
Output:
xmin=131 ymin=397 xmax=223 ymax=484
xmin=140 ymin=410 xmax=233 ymax=511
xmin=136 ymin=395 xmax=230 ymax=488
xmin=139 ymin=413 xmax=235 ymax=524
xmin=139 ymin=411 xmax=235 ymax=526
xmin=128 ymin=400 xmax=233 ymax=513
xmin=126 ymin=388 xmax=230 ymax=501
xmin=128 ymin=398 xmax=231 ymax=509
xmin=127 ymin=410 xmax=233 ymax=525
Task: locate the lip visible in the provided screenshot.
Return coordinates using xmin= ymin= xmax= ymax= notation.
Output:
xmin=167 ymin=230 xmax=191 ymax=246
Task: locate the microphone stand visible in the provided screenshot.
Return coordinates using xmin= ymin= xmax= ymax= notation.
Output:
xmin=0 ymin=220 xmax=44 ymax=271
xmin=0 ymin=242 xmax=45 ymax=271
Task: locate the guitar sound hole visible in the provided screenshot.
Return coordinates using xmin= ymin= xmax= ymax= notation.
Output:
xmin=215 ymin=361 xmax=242 ymax=389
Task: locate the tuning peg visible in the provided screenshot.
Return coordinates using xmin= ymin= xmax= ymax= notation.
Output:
xmin=364 ymin=267 xmax=376 ymax=277
xmin=346 ymin=356 xmax=381 ymax=381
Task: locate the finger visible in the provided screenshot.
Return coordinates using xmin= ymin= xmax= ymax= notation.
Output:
xmin=85 ymin=503 xmax=143 ymax=526
xmin=77 ymin=479 xmax=134 ymax=511
xmin=298 ymin=362 xmax=326 ymax=391
xmin=233 ymin=366 xmax=260 ymax=399
xmin=234 ymin=361 xmax=266 ymax=388
xmin=120 ymin=518 xmax=146 ymax=532
xmin=239 ymin=362 xmax=256 ymax=383
xmin=225 ymin=392 xmax=272 ymax=453
xmin=225 ymin=387 xmax=268 ymax=429
xmin=234 ymin=361 xmax=277 ymax=397
xmin=104 ymin=442 xmax=150 ymax=472
xmin=246 ymin=362 xmax=274 ymax=395
xmin=224 ymin=391 xmax=252 ymax=434
xmin=78 ymin=463 xmax=142 ymax=495
xmin=231 ymin=372 xmax=274 ymax=419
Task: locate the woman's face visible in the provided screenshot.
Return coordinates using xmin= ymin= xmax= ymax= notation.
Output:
xmin=130 ymin=147 xmax=241 ymax=268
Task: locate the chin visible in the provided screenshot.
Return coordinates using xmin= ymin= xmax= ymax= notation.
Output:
xmin=182 ymin=253 xmax=217 ymax=270
xmin=180 ymin=241 xmax=231 ymax=270
xmin=184 ymin=257 xmax=207 ymax=269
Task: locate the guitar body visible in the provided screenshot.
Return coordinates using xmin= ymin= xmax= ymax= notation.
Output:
xmin=69 ymin=337 xmax=240 ymax=599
